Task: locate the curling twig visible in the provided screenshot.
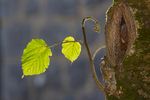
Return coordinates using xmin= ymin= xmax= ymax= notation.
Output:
xmin=81 ymin=16 xmax=106 ymax=96
xmin=92 ymin=45 xmax=106 ymax=60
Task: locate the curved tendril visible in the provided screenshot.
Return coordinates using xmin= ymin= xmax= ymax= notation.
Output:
xmin=83 ymin=16 xmax=100 ymax=33
xmin=92 ymin=45 xmax=106 ymax=60
xmin=81 ymin=16 xmax=106 ymax=96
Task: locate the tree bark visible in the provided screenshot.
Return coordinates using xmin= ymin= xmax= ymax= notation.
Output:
xmin=100 ymin=0 xmax=150 ymax=99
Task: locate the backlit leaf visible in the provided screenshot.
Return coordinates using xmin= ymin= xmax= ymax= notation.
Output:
xmin=21 ymin=39 xmax=52 ymax=78
xmin=62 ymin=36 xmax=81 ymax=63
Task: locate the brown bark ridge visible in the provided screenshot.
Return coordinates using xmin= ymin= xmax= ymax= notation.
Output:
xmin=100 ymin=1 xmax=137 ymax=96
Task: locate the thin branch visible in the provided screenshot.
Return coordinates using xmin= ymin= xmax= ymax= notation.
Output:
xmin=81 ymin=16 xmax=106 ymax=96
xmin=48 ymin=40 xmax=84 ymax=48
xmin=92 ymin=45 xmax=106 ymax=60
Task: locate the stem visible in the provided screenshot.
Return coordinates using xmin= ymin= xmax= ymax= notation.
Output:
xmin=82 ymin=16 xmax=101 ymax=33
xmin=92 ymin=45 xmax=106 ymax=60
xmin=48 ymin=40 xmax=84 ymax=48
xmin=81 ymin=16 xmax=106 ymax=96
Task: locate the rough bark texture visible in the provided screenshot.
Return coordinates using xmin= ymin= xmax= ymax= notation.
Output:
xmin=105 ymin=2 xmax=137 ymax=68
xmin=100 ymin=0 xmax=150 ymax=99
xmin=101 ymin=1 xmax=137 ymax=95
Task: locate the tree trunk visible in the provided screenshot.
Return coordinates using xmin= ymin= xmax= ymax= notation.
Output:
xmin=100 ymin=0 xmax=150 ymax=99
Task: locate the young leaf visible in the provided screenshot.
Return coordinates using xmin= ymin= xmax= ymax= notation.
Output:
xmin=21 ymin=39 xmax=52 ymax=78
xmin=62 ymin=36 xmax=81 ymax=63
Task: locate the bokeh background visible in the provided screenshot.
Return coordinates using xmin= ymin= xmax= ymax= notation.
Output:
xmin=0 ymin=0 xmax=112 ymax=100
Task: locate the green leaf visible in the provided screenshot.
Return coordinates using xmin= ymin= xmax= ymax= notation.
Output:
xmin=21 ymin=39 xmax=52 ymax=78
xmin=62 ymin=36 xmax=81 ymax=63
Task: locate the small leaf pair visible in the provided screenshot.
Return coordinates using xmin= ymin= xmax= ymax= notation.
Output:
xmin=21 ymin=37 xmax=81 ymax=78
